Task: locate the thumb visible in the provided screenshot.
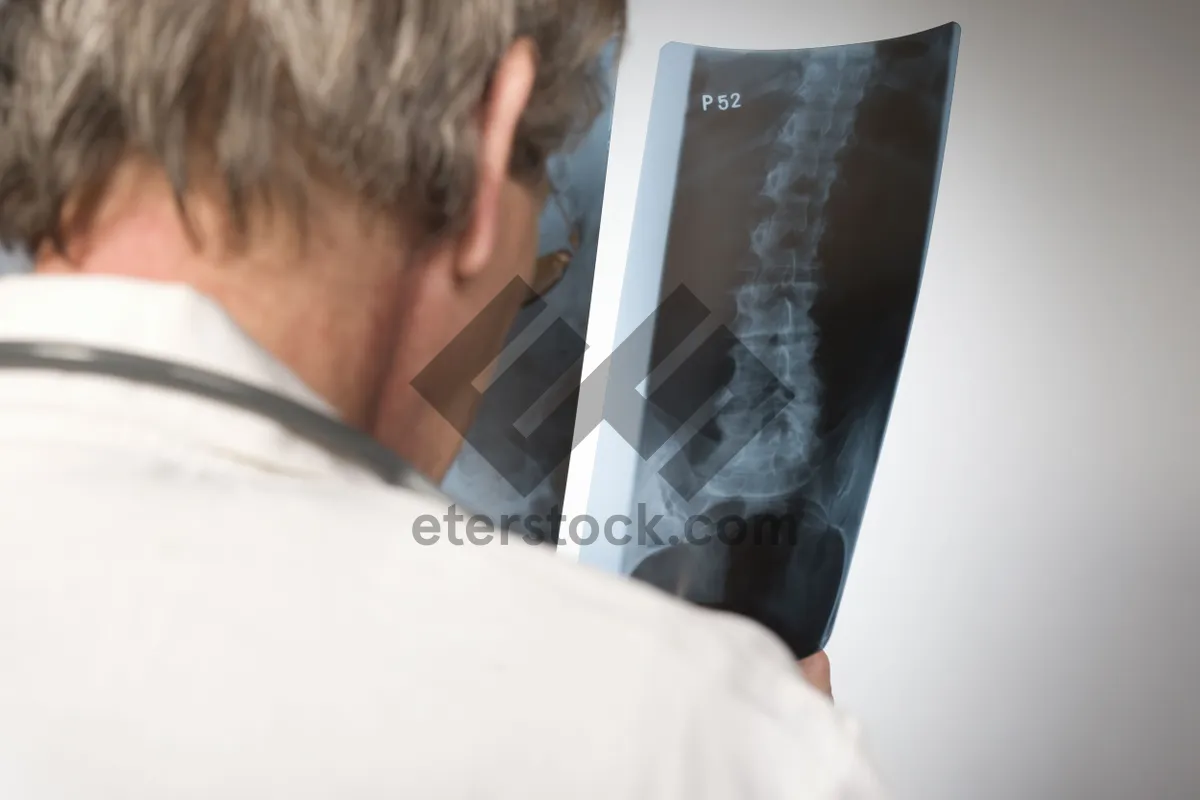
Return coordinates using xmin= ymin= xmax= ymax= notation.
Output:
xmin=798 ymin=650 xmax=833 ymax=699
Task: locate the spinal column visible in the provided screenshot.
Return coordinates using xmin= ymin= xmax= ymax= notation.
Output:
xmin=695 ymin=45 xmax=877 ymax=509
xmin=624 ymin=47 xmax=877 ymax=575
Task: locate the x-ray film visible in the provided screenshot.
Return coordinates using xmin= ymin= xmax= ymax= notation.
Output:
xmin=578 ymin=24 xmax=960 ymax=658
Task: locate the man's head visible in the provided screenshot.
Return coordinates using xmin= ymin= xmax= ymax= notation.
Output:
xmin=0 ymin=0 xmax=623 ymax=479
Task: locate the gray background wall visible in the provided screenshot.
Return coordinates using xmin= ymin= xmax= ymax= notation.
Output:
xmin=564 ymin=0 xmax=1200 ymax=798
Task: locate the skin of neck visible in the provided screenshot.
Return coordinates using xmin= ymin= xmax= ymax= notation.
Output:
xmin=36 ymin=159 xmax=420 ymax=429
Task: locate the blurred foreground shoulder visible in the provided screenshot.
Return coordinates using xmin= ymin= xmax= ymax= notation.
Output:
xmin=450 ymin=527 xmax=891 ymax=798
xmin=658 ymin=610 xmax=890 ymax=799
xmin=290 ymin=483 xmax=891 ymax=798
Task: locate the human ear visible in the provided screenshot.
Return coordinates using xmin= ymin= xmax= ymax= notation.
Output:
xmin=456 ymin=38 xmax=537 ymax=281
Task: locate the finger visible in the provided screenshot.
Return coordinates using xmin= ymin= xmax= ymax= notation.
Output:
xmin=798 ymin=650 xmax=833 ymax=699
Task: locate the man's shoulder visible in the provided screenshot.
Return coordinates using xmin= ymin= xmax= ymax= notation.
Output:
xmin=13 ymin=462 xmax=810 ymax=707
xmin=189 ymin=470 xmax=808 ymax=689
xmin=295 ymin=480 xmax=870 ymax=746
xmin=334 ymin=483 xmax=881 ymax=794
xmin=153 ymin=472 xmax=807 ymax=687
xmin=0 ymin=467 xmax=886 ymax=797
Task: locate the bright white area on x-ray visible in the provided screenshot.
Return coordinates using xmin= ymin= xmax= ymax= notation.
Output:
xmin=557 ymin=43 xmax=695 ymax=569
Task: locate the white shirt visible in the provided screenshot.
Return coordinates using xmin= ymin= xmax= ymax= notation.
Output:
xmin=0 ymin=274 xmax=887 ymax=799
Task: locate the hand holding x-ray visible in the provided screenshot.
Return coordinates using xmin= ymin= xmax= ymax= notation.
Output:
xmin=798 ymin=650 xmax=833 ymax=699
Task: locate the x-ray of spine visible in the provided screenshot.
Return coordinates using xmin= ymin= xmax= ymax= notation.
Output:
xmin=628 ymin=43 xmax=876 ymax=566
xmin=626 ymin=25 xmax=959 ymax=657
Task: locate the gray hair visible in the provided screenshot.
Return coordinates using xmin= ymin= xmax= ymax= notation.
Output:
xmin=0 ymin=0 xmax=624 ymax=251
